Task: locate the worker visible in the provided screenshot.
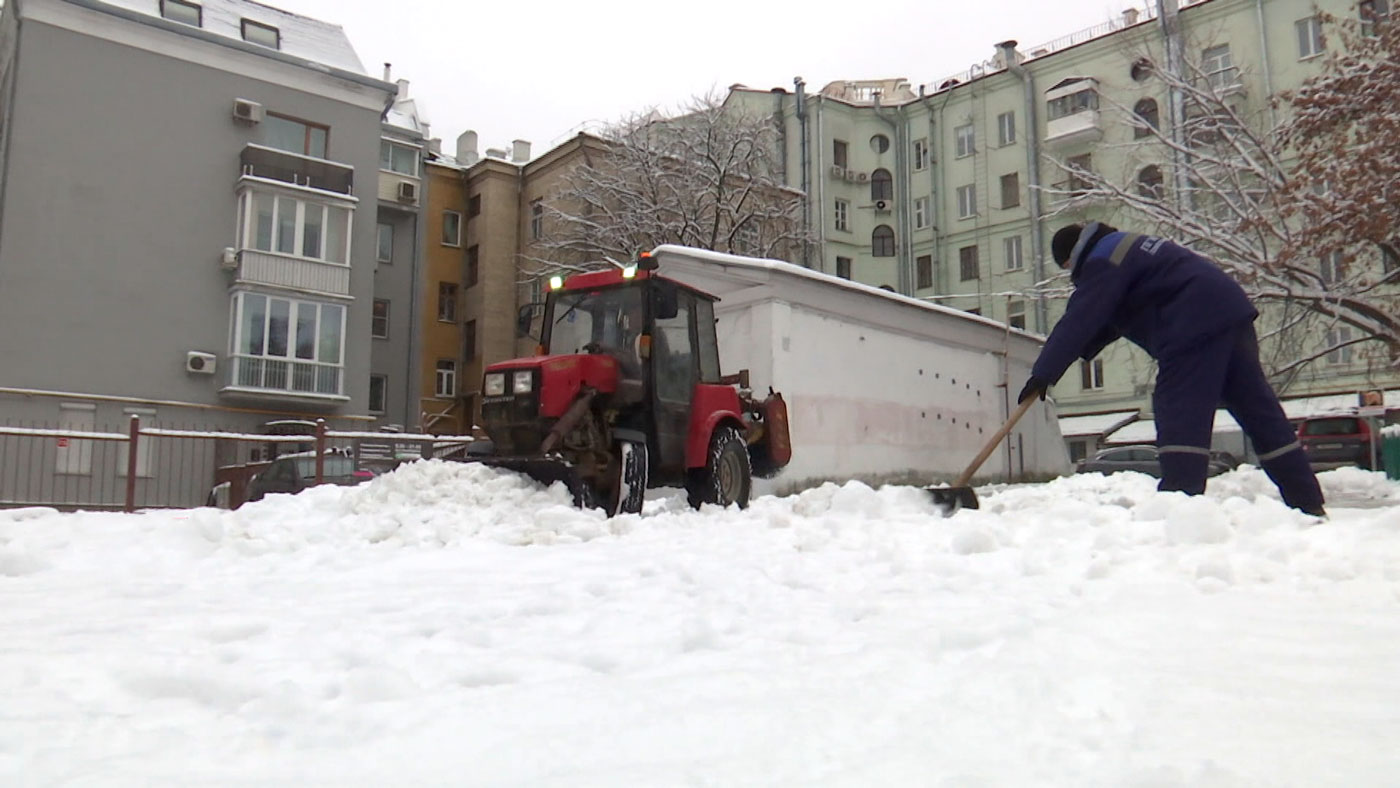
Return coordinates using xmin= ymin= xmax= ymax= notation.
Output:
xmin=1017 ymin=221 xmax=1327 ymax=517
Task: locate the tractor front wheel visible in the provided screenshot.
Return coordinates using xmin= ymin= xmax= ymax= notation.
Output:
xmin=686 ymin=426 xmax=751 ymax=510
xmin=605 ymin=440 xmax=648 ymax=516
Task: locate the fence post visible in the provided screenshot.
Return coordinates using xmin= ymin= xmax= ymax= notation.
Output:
xmin=124 ymin=414 xmax=140 ymax=513
xmin=315 ymin=418 xmax=326 ymax=484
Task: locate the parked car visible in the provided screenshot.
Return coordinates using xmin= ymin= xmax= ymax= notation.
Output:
xmin=1075 ymin=444 xmax=1235 ymax=478
xmin=1297 ymin=414 xmax=1378 ymax=470
xmin=244 ymin=452 xmax=375 ymax=502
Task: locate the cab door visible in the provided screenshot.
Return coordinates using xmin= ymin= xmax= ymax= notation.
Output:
xmin=650 ymin=289 xmax=698 ymax=479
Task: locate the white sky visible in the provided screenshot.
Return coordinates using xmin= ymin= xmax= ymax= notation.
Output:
xmin=265 ymin=0 xmax=1138 ymax=152
xmin=4 ymin=460 xmax=1400 ymax=781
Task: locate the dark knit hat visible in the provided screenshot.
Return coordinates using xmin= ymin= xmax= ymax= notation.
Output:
xmin=1051 ymin=224 xmax=1083 ymax=267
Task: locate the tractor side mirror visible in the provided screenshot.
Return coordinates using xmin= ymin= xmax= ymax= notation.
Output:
xmin=516 ymin=302 xmax=544 ymax=338
xmin=652 ymin=281 xmax=679 ymax=321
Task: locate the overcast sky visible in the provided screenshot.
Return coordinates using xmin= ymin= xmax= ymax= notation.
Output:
xmin=268 ymin=0 xmax=1138 ymax=155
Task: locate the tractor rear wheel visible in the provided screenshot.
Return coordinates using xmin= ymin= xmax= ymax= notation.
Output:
xmin=686 ymin=426 xmax=751 ymax=510
xmin=605 ymin=440 xmax=648 ymax=516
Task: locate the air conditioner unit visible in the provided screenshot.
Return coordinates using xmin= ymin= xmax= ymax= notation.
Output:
xmin=186 ymin=351 xmax=217 ymax=375
xmin=396 ymin=180 xmax=418 ymax=202
xmin=829 ymin=165 xmax=846 ymax=178
xmin=874 ymin=199 xmax=890 ymax=212
xmin=856 ymin=171 xmax=870 ymax=183
xmin=219 ymin=247 xmax=238 ymax=270
xmin=232 ymin=98 xmax=264 ymax=124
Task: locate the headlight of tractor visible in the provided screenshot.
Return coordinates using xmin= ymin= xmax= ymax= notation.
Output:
xmin=512 ymin=370 xmax=534 ymax=394
xmin=484 ymin=373 xmax=505 ymax=396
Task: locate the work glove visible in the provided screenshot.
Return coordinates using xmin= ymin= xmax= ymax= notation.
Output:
xmin=1017 ymin=376 xmax=1048 ymax=404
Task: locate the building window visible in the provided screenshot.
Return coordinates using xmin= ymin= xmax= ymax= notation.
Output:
xmin=997 ymin=112 xmax=1016 ymax=146
xmin=1296 ymin=17 xmax=1324 ymax=58
xmin=467 ymin=195 xmax=481 ymax=218
xmin=369 ymin=374 xmax=387 ymax=414
xmin=1000 ymin=172 xmax=1020 ymax=209
xmin=230 ymin=292 xmax=344 ymax=395
xmin=530 ymin=199 xmax=544 ymax=240
xmin=1008 ymin=300 xmax=1026 ymax=330
xmin=1202 ymin=45 xmax=1236 ymax=90
xmin=438 ymin=282 xmax=458 ymax=322
xmin=955 ymin=124 xmax=976 ymax=157
xmin=870 ymin=169 xmax=893 ymax=201
xmin=834 ymin=199 xmax=850 ymax=232
xmin=1137 ymin=165 xmax=1165 ymax=200
xmin=377 ymin=222 xmax=393 ymax=263
xmin=1004 ymin=235 xmax=1024 ymax=271
xmin=1133 ymin=98 xmax=1160 ymax=137
xmin=161 ymin=0 xmax=201 ymax=26
xmin=1065 ymin=154 xmax=1094 ymax=195
xmin=1321 ymin=250 xmax=1344 ymax=285
xmin=1080 ymin=358 xmax=1106 ymax=389
xmin=957 ymin=184 xmax=977 ymax=219
xmin=1047 ymin=87 xmax=1098 ymax=120
xmin=1326 ymin=327 xmax=1354 ymax=364
xmin=261 ymin=114 xmax=327 ymax=158
xmin=833 ymin=139 xmax=848 ymax=168
xmin=371 ymin=299 xmax=389 ymax=339
xmin=442 ymin=211 xmax=462 ymax=246
xmin=870 ymin=134 xmax=890 ymax=153
xmin=916 ymin=254 xmax=933 ymax=289
xmin=466 ymin=245 xmax=480 ymax=287
xmin=872 ymin=225 xmax=895 ymax=257
xmin=959 ymin=245 xmax=979 ymax=281
xmin=835 ymin=256 xmax=852 ymax=279
xmin=436 ymin=360 xmax=457 ymax=397
xmin=241 ymin=191 xmax=349 ymax=263
xmin=911 ymin=197 xmax=928 ymax=229
xmin=379 ymin=140 xmax=420 ymax=176
xmin=913 ymin=138 xmax=929 ymax=170
xmin=240 ymin=18 xmax=279 ymax=49
xmin=465 ymin=320 xmax=477 ymax=360
xmin=1361 ymin=0 xmax=1390 ymax=36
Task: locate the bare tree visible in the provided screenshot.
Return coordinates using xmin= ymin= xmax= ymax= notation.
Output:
xmin=1039 ymin=19 xmax=1400 ymax=383
xmin=526 ymin=92 xmax=811 ymax=277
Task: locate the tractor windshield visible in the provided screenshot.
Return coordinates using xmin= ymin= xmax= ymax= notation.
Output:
xmin=546 ymin=286 xmax=645 ymax=358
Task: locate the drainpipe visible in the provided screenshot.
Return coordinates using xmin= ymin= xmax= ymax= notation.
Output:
xmin=872 ymin=94 xmax=910 ymax=294
xmin=920 ymin=89 xmax=944 ymax=294
xmin=794 ymin=77 xmax=811 ymax=267
xmin=1002 ymin=40 xmax=1049 ymax=334
xmin=1158 ymin=0 xmax=1189 ymax=212
xmin=814 ymin=96 xmax=827 ymax=272
xmin=1254 ymin=0 xmax=1277 ymax=128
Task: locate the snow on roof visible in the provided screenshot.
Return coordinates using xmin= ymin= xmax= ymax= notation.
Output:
xmin=1280 ymin=389 xmax=1397 ymax=419
xmin=1107 ymin=409 xmax=1244 ymax=445
xmin=95 ymin=0 xmax=367 ymax=75
xmin=1058 ymin=410 xmax=1139 ymax=438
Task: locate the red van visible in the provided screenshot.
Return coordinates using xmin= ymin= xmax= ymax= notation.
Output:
xmin=1297 ymin=414 xmax=1378 ymax=470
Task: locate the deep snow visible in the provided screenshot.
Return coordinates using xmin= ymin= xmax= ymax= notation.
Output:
xmin=2 ymin=460 xmax=1399 ymax=785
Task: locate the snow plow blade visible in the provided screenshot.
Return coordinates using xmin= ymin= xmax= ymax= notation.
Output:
xmin=451 ymin=454 xmax=595 ymax=508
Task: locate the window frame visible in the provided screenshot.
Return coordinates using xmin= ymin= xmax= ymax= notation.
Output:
xmin=530 ymin=199 xmax=544 ymax=240
xmin=229 ymin=292 xmax=345 ymax=396
xmin=262 ymin=113 xmax=328 ymax=158
xmin=1325 ymin=327 xmax=1353 ymax=365
xmin=913 ymin=197 xmax=929 ymax=229
xmin=959 ymin=245 xmax=979 ymax=281
xmin=833 ymin=139 xmax=849 ymax=168
xmin=916 ymin=254 xmax=933 ymax=290
xmin=240 ymin=18 xmax=280 ymax=49
xmin=435 ymin=360 xmax=457 ymax=398
xmin=438 ymin=282 xmax=459 ymax=323
xmin=954 ymin=124 xmax=976 ymax=158
xmin=872 ymin=225 xmax=896 ymax=258
xmin=997 ymin=111 xmax=1016 ymax=146
xmin=379 ymin=139 xmax=420 ymax=177
xmin=1296 ymin=16 xmax=1324 ymax=58
xmin=1008 ymin=300 xmax=1026 ymax=330
xmin=834 ymin=198 xmax=851 ymax=232
xmin=1201 ymin=44 xmax=1236 ymax=90
xmin=160 ymin=0 xmax=201 ymax=26
xmin=465 ymin=320 xmax=478 ymax=361
xmin=1000 ymin=172 xmax=1020 ymax=209
xmin=1080 ymin=358 xmax=1106 ymax=390
xmin=466 ymin=245 xmax=480 ymax=288
xmin=835 ymin=256 xmax=853 ymax=280
xmin=957 ymin=184 xmax=977 ymax=219
xmin=372 ymin=299 xmax=390 ymax=339
xmin=1004 ymin=235 xmax=1024 ymax=271
xmin=912 ymin=138 xmax=929 ymax=170
xmin=368 ymin=374 xmax=388 ymax=414
xmin=870 ymin=169 xmax=893 ymax=201
xmin=376 ymin=222 xmax=393 ymax=264
xmin=239 ymin=189 xmax=351 ymax=265
xmin=1320 ymin=250 xmax=1344 ymax=285
xmin=442 ymin=210 xmax=462 ymax=247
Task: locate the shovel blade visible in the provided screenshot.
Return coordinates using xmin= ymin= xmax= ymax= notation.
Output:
xmin=926 ymin=485 xmax=979 ymax=514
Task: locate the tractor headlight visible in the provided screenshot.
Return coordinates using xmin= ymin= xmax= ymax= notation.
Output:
xmin=484 ymin=373 xmax=506 ymax=396
xmin=512 ymin=370 xmax=534 ymax=394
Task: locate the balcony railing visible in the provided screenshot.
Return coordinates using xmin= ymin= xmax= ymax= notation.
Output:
xmin=240 ymin=144 xmax=354 ymax=195
xmin=235 ymin=249 xmax=351 ymax=296
xmin=227 ymin=355 xmax=345 ymax=399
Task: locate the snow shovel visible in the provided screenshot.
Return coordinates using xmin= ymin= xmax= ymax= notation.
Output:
xmin=927 ymin=395 xmax=1039 ymax=514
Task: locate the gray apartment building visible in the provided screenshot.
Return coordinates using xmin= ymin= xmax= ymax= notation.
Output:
xmin=0 ymin=0 xmax=403 ymax=504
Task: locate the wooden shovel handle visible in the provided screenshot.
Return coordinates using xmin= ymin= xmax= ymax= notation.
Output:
xmin=952 ymin=395 xmax=1039 ymax=488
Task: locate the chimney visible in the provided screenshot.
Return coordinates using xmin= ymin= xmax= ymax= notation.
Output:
xmin=485 ymin=147 xmax=507 ymax=160
xmin=511 ymin=139 xmax=531 ymax=163
xmin=383 ymin=62 xmax=391 ymax=81
xmin=428 ymin=138 xmax=442 ymax=156
xmin=456 ymin=130 xmax=479 ymax=165
xmin=995 ymin=40 xmax=1022 ymax=69
xmin=395 ymin=78 xmax=409 ymax=99
xmin=1122 ymin=8 xmax=1140 ymax=25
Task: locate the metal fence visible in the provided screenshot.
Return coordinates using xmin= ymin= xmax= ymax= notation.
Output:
xmin=0 ymin=416 xmax=472 ymax=512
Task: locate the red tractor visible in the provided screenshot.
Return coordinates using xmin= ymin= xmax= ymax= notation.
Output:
xmin=462 ymin=253 xmax=791 ymax=515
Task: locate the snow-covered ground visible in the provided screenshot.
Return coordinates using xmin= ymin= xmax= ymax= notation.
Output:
xmin=2 ymin=461 xmax=1399 ymax=786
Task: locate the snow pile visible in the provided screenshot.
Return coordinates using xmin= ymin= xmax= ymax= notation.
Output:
xmin=1 ymin=464 xmax=1398 ymax=784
